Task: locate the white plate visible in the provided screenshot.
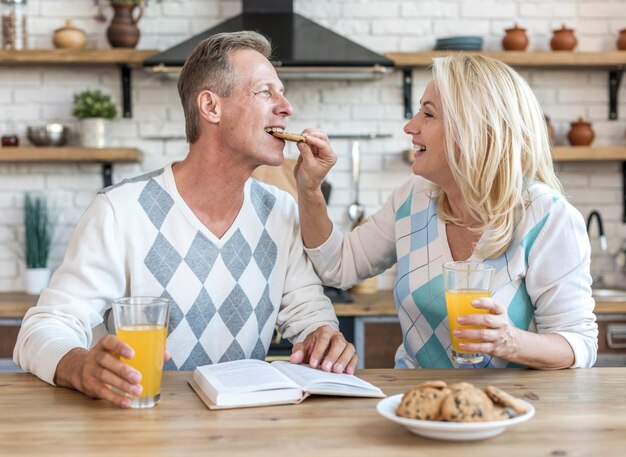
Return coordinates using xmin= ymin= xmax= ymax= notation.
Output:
xmin=377 ymin=394 xmax=535 ymax=441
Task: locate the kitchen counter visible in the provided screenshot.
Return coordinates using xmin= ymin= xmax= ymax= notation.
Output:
xmin=0 ymin=368 xmax=623 ymax=456
xmin=2 ymin=290 xmax=624 ymax=318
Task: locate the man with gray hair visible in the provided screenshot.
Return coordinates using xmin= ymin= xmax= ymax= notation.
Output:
xmin=14 ymin=31 xmax=356 ymax=408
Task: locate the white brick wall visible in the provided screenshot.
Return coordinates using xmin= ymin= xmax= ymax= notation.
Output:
xmin=0 ymin=0 xmax=625 ymax=292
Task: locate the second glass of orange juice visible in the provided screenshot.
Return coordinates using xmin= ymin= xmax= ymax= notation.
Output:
xmin=442 ymin=261 xmax=495 ymax=364
xmin=112 ymin=297 xmax=170 ymax=408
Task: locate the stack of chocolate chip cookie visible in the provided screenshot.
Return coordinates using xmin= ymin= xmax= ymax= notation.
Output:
xmin=395 ymin=380 xmax=528 ymax=422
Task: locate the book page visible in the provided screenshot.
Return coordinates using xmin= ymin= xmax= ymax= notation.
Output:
xmin=271 ymin=361 xmax=385 ymax=398
xmin=195 ymin=359 xmax=299 ymax=394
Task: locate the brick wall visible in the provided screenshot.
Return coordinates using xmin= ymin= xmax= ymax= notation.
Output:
xmin=0 ymin=0 xmax=625 ymax=291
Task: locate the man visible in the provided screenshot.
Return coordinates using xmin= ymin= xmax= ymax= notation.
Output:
xmin=13 ymin=31 xmax=356 ymax=408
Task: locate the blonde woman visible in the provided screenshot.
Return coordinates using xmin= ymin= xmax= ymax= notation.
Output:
xmin=295 ymin=55 xmax=598 ymax=369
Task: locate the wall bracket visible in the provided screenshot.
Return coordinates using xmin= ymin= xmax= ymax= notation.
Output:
xmin=609 ymin=68 xmax=624 ymax=120
xmin=120 ymin=64 xmax=132 ymax=118
xmin=102 ymin=163 xmax=113 ymax=188
xmin=402 ymin=68 xmax=412 ymax=119
xmin=623 ymin=162 xmax=626 ymax=223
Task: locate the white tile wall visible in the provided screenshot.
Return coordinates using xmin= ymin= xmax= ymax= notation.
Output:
xmin=0 ymin=0 xmax=625 ymax=291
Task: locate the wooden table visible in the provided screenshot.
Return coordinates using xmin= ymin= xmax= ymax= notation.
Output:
xmin=0 ymin=368 xmax=624 ymax=456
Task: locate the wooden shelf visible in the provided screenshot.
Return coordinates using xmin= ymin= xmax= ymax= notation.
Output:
xmin=552 ymin=146 xmax=626 ymax=161
xmin=0 ymin=147 xmax=141 ymax=162
xmin=0 ymin=49 xmax=158 ymax=66
xmin=388 ymin=51 xmax=626 ymax=121
xmin=386 ymin=51 xmax=626 ymax=68
xmin=0 ymin=49 xmax=159 ymax=118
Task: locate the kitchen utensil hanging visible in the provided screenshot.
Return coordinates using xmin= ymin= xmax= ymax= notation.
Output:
xmin=347 ymin=140 xmax=365 ymax=228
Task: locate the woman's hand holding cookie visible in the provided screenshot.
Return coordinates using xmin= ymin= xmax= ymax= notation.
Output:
xmin=294 ymin=129 xmax=337 ymax=194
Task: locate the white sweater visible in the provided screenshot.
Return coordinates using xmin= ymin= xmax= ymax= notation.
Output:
xmin=306 ymin=176 xmax=598 ymax=368
xmin=14 ymin=164 xmax=338 ymax=384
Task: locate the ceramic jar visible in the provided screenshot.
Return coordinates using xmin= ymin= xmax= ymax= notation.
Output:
xmin=617 ymin=29 xmax=626 ymax=51
xmin=567 ymin=118 xmax=595 ymax=146
xmin=502 ymin=24 xmax=529 ymax=51
xmin=52 ymin=20 xmax=86 ymax=49
xmin=551 ymin=25 xmax=577 ymax=51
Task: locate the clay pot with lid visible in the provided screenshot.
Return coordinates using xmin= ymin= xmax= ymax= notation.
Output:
xmin=617 ymin=29 xmax=626 ymax=51
xmin=567 ymin=118 xmax=595 ymax=146
xmin=52 ymin=20 xmax=86 ymax=49
xmin=551 ymin=25 xmax=577 ymax=51
xmin=502 ymin=24 xmax=529 ymax=51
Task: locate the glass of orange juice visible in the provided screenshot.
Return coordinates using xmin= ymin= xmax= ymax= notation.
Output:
xmin=442 ymin=261 xmax=495 ymax=364
xmin=112 ymin=297 xmax=170 ymax=408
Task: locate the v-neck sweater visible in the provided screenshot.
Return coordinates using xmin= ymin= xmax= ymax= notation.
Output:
xmin=305 ymin=175 xmax=598 ymax=368
xmin=15 ymin=164 xmax=338 ymax=384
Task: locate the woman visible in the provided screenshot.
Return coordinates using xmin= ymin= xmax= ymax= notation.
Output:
xmin=295 ymin=55 xmax=597 ymax=370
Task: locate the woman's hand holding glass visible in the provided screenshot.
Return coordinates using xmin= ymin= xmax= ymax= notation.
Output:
xmin=454 ymin=298 xmax=522 ymax=361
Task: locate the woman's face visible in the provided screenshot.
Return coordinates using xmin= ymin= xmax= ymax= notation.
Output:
xmin=403 ymin=80 xmax=455 ymax=189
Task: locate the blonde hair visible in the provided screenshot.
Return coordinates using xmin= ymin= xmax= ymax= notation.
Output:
xmin=177 ymin=31 xmax=272 ymax=144
xmin=431 ymin=54 xmax=562 ymax=258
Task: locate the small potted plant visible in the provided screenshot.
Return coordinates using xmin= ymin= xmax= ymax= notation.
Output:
xmin=23 ymin=194 xmax=55 ymax=295
xmin=72 ymin=89 xmax=118 ymax=148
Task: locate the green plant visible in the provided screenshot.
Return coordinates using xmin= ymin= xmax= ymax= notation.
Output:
xmin=24 ymin=194 xmax=55 ymax=269
xmin=72 ymin=89 xmax=118 ymax=120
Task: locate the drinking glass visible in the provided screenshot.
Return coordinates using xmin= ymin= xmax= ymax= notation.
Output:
xmin=443 ymin=261 xmax=495 ymax=364
xmin=112 ymin=297 xmax=170 ymax=408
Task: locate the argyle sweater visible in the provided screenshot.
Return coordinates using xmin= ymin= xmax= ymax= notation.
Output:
xmin=14 ymin=164 xmax=338 ymax=385
xmin=306 ymin=176 xmax=598 ymax=369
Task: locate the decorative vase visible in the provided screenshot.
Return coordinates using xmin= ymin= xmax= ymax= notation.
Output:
xmin=106 ymin=2 xmax=143 ymax=49
xmin=617 ymin=29 xmax=626 ymax=51
xmin=550 ymin=25 xmax=577 ymax=51
xmin=25 ymin=268 xmax=50 ymax=295
xmin=567 ymin=118 xmax=595 ymax=146
xmin=502 ymin=24 xmax=529 ymax=51
xmin=80 ymin=118 xmax=109 ymax=148
xmin=52 ymin=19 xmax=87 ymax=49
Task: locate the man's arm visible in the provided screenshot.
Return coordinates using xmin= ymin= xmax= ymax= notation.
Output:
xmin=13 ymin=194 xmax=143 ymax=407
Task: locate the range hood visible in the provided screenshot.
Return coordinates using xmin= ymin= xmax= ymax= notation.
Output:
xmin=144 ymin=0 xmax=394 ymax=79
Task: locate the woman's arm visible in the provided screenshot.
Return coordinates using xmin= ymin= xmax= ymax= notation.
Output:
xmin=295 ymin=130 xmax=336 ymax=249
xmin=456 ymin=194 xmax=598 ymax=369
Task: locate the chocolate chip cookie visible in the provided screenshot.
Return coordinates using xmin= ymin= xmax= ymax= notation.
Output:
xmin=395 ymin=382 xmax=451 ymax=420
xmin=485 ymin=385 xmax=528 ymax=415
xmin=440 ymin=385 xmax=495 ymax=422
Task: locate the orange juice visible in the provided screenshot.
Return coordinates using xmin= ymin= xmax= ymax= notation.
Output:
xmin=445 ymin=289 xmax=491 ymax=353
xmin=117 ymin=324 xmax=167 ymax=398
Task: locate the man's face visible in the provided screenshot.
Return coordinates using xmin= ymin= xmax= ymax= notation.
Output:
xmin=217 ymin=48 xmax=294 ymax=168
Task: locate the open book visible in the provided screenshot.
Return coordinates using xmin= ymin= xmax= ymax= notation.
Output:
xmin=189 ymin=359 xmax=386 ymax=410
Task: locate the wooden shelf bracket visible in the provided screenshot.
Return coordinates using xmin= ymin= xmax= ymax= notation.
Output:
xmin=609 ymin=68 xmax=624 ymax=120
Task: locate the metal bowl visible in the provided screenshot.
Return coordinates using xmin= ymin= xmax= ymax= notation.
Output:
xmin=27 ymin=124 xmax=70 ymax=146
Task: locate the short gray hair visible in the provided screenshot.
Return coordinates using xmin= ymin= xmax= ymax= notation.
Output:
xmin=177 ymin=31 xmax=272 ymax=144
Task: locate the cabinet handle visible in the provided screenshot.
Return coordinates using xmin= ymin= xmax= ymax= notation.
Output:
xmin=607 ymin=324 xmax=626 ymax=349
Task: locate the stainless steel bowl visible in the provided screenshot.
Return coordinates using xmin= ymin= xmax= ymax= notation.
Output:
xmin=27 ymin=124 xmax=70 ymax=146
